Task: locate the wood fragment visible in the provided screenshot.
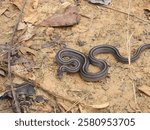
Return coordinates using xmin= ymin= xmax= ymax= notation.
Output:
xmin=7 ymin=0 xmax=28 ymax=113
xmin=138 ymin=85 xmax=150 ymax=97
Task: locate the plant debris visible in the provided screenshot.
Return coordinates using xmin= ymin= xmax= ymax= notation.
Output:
xmin=0 ymin=68 xmax=6 ymax=77
xmin=0 ymin=82 xmax=36 ymax=112
xmin=0 ymin=83 xmax=35 ymax=100
xmin=138 ymin=85 xmax=150 ymax=97
xmin=39 ymin=5 xmax=80 ymax=27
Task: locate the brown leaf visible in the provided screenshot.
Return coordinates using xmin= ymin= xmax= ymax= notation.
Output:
xmin=40 ymin=5 xmax=80 ymax=27
xmin=138 ymin=85 xmax=150 ymax=97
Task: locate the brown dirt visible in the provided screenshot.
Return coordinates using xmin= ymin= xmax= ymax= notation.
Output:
xmin=0 ymin=0 xmax=150 ymax=113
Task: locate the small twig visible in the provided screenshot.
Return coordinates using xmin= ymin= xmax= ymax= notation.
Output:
xmin=132 ymin=82 xmax=137 ymax=105
xmin=80 ymin=14 xmax=91 ymax=19
xmin=66 ymin=92 xmax=91 ymax=112
xmin=131 ymin=82 xmax=142 ymax=112
xmin=97 ymin=5 xmax=150 ymax=24
xmin=7 ymin=0 xmax=27 ymax=113
xmin=126 ymin=0 xmax=131 ymax=65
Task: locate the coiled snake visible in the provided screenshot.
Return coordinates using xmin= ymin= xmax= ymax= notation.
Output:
xmin=56 ymin=44 xmax=150 ymax=81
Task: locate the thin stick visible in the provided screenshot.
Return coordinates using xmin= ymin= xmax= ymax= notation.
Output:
xmin=132 ymin=82 xmax=137 ymax=105
xmin=126 ymin=0 xmax=131 ymax=65
xmin=97 ymin=5 xmax=150 ymax=24
xmin=7 ymin=0 xmax=27 ymax=113
xmin=131 ymin=82 xmax=142 ymax=112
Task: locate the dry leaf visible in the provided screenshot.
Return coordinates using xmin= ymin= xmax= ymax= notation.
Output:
xmin=138 ymin=85 xmax=150 ymax=96
xmin=20 ymin=0 xmax=40 ymax=24
xmin=40 ymin=5 xmax=80 ymax=27
xmin=0 ymin=69 xmax=6 ymax=77
xmin=17 ymin=22 xmax=27 ymax=30
xmin=0 ymin=0 xmax=9 ymax=16
xmin=13 ymin=77 xmax=24 ymax=84
xmin=87 ymin=102 xmax=109 ymax=109
xmin=0 ymin=5 xmax=8 ymax=15
xmin=79 ymin=102 xmax=109 ymax=113
xmin=24 ymin=11 xmax=39 ymax=24
xmin=19 ymin=24 xmax=35 ymax=42
xmin=20 ymin=46 xmax=38 ymax=56
xmin=12 ymin=0 xmax=24 ymax=10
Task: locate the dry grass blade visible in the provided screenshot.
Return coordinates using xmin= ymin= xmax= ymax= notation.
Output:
xmin=132 ymin=82 xmax=142 ymax=112
xmin=97 ymin=5 xmax=150 ymax=24
xmin=7 ymin=0 xmax=28 ymax=113
xmin=132 ymin=82 xmax=137 ymax=105
xmin=126 ymin=0 xmax=131 ymax=65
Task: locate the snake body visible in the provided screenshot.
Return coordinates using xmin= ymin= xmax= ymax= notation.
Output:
xmin=56 ymin=44 xmax=150 ymax=81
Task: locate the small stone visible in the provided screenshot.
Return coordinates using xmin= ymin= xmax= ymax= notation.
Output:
xmin=35 ymin=95 xmax=46 ymax=103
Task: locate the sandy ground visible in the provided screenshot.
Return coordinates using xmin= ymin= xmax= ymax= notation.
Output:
xmin=0 ymin=0 xmax=150 ymax=113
